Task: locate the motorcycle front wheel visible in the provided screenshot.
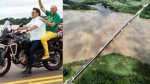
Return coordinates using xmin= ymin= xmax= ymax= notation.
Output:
xmin=42 ymin=47 xmax=62 ymax=70
xmin=0 ymin=55 xmax=11 ymax=77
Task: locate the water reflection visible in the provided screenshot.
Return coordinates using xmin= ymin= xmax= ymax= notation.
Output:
xmin=97 ymin=3 xmax=112 ymax=17
xmin=105 ymin=17 xmax=150 ymax=63
xmin=64 ymin=8 xmax=135 ymax=63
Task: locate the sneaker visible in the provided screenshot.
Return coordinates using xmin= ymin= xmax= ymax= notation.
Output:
xmin=42 ymin=55 xmax=49 ymax=60
xmin=21 ymin=66 xmax=32 ymax=74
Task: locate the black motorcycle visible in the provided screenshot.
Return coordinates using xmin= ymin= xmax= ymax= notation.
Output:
xmin=0 ymin=21 xmax=63 ymax=76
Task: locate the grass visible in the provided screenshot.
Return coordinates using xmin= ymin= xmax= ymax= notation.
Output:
xmin=63 ymin=0 xmax=97 ymax=10
xmin=140 ymin=4 xmax=150 ymax=19
xmin=64 ymin=0 xmax=150 ymax=19
xmin=64 ymin=53 xmax=150 ymax=84
xmin=63 ymin=60 xmax=87 ymax=81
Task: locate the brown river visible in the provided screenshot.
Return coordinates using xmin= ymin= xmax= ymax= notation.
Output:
xmin=64 ymin=4 xmax=150 ymax=64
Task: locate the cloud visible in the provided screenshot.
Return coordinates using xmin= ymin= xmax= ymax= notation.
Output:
xmin=0 ymin=0 xmax=63 ymax=19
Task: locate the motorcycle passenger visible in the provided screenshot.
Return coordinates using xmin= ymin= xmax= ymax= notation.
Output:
xmin=16 ymin=8 xmax=46 ymax=74
xmin=38 ymin=0 xmax=61 ymax=60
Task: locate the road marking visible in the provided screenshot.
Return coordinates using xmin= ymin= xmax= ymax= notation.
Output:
xmin=3 ymin=75 xmax=63 ymax=84
xmin=30 ymin=79 xmax=63 ymax=84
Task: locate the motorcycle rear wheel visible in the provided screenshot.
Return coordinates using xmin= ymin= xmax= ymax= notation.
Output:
xmin=42 ymin=47 xmax=62 ymax=70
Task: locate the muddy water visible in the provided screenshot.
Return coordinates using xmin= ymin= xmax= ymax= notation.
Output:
xmin=105 ymin=17 xmax=150 ymax=64
xmin=64 ymin=5 xmax=150 ymax=63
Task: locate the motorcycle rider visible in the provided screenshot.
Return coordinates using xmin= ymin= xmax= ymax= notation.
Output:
xmin=38 ymin=0 xmax=61 ymax=60
xmin=15 ymin=8 xmax=46 ymax=74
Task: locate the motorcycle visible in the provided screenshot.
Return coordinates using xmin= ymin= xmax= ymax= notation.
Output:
xmin=48 ymin=24 xmax=63 ymax=50
xmin=0 ymin=21 xmax=63 ymax=76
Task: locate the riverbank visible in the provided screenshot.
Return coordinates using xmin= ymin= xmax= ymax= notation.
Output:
xmin=64 ymin=53 xmax=150 ymax=83
xmin=63 ymin=0 xmax=150 ymax=19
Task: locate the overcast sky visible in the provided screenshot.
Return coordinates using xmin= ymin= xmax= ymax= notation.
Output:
xmin=0 ymin=0 xmax=63 ymax=19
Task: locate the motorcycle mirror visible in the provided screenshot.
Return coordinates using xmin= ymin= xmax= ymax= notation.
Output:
xmin=19 ymin=23 xmax=23 ymax=27
xmin=16 ymin=23 xmax=24 ymax=31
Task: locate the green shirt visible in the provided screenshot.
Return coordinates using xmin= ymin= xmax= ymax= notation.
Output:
xmin=45 ymin=10 xmax=61 ymax=33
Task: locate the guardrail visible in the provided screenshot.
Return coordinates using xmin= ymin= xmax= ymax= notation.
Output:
xmin=65 ymin=4 xmax=149 ymax=84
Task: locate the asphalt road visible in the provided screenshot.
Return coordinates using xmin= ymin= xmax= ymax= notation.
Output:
xmin=0 ymin=63 xmax=63 ymax=84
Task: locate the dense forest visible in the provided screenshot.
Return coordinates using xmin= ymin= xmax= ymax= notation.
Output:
xmin=64 ymin=0 xmax=150 ymax=19
xmin=0 ymin=17 xmax=63 ymax=25
xmin=64 ymin=53 xmax=150 ymax=84
xmin=0 ymin=17 xmax=32 ymax=25
xmin=64 ymin=0 xmax=97 ymax=10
